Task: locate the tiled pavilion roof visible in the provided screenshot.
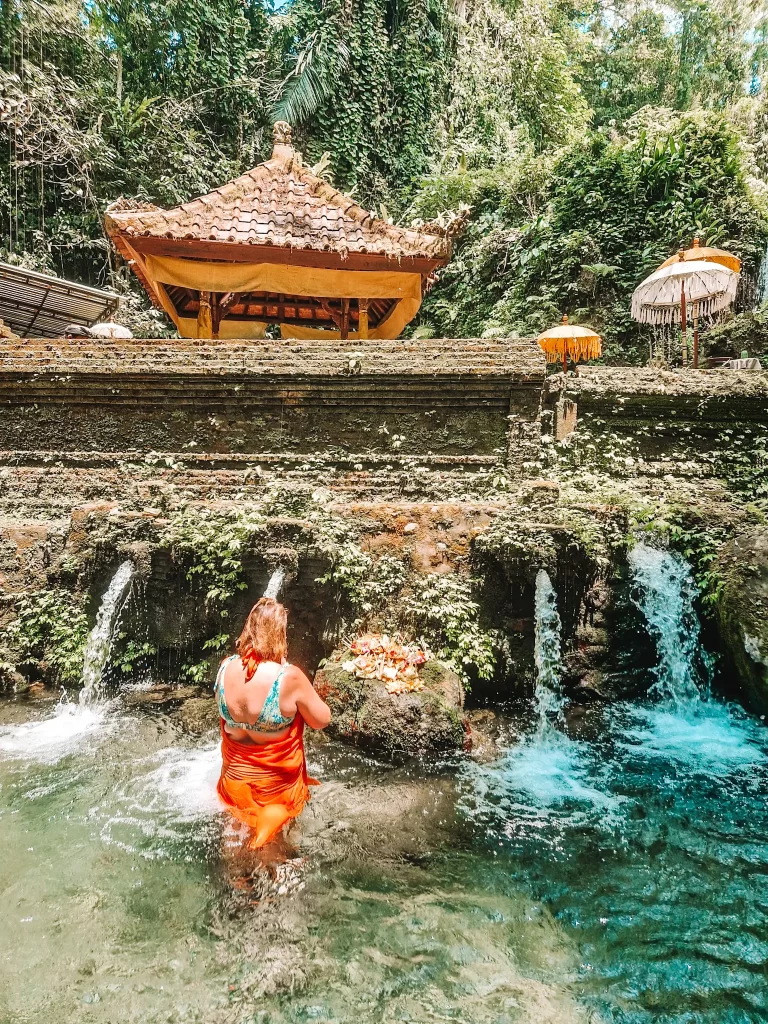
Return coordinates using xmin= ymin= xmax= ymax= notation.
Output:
xmin=105 ymin=123 xmax=451 ymax=264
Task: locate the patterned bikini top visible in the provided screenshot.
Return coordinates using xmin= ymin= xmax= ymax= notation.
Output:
xmin=214 ymin=654 xmax=295 ymax=733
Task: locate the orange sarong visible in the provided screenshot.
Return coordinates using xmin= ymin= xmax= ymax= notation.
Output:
xmin=217 ymin=716 xmax=319 ymax=848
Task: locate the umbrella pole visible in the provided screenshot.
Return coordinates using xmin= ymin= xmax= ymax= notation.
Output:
xmin=680 ymin=285 xmax=688 ymax=367
xmin=693 ymin=301 xmax=699 ymax=369
xmin=562 ymin=349 xmax=568 ymax=375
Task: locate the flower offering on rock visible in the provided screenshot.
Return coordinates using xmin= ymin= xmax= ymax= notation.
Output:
xmin=341 ymin=633 xmax=430 ymax=694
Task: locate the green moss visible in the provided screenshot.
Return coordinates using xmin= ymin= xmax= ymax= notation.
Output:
xmin=1 ymin=589 xmax=90 ymax=687
xmin=400 ymin=573 xmax=498 ymax=688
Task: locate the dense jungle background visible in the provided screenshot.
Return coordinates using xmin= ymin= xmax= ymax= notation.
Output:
xmin=1 ymin=0 xmax=768 ymax=360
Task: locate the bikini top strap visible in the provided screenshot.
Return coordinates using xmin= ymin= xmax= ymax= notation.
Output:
xmin=214 ymin=654 xmax=237 ymax=694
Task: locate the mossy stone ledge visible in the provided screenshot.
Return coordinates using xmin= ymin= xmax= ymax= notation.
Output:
xmin=313 ymin=656 xmax=466 ymax=759
xmin=714 ymin=528 xmax=768 ymax=714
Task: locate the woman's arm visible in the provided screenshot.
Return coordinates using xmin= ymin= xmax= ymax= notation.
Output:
xmin=286 ymin=666 xmax=331 ymax=730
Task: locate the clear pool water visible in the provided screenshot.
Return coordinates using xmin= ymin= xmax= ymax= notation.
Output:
xmin=1 ymin=687 xmax=766 ymax=1023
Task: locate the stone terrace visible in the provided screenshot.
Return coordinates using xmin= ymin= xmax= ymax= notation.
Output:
xmin=0 ymin=335 xmax=542 ymax=376
xmin=0 ymin=335 xmax=545 ymax=512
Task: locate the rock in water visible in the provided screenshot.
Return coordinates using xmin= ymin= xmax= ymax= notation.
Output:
xmin=175 ymin=695 xmax=221 ymax=735
xmin=313 ymin=657 xmax=466 ymax=758
xmin=715 ymin=528 xmax=768 ymax=714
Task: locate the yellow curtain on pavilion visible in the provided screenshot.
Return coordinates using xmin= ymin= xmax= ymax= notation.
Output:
xmin=142 ymin=254 xmax=423 ymax=340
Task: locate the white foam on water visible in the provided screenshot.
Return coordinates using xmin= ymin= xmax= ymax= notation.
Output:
xmin=134 ymin=744 xmax=223 ymax=821
xmin=499 ymin=733 xmax=618 ymax=811
xmin=621 ymin=703 xmax=766 ymax=774
xmin=463 ymin=730 xmax=626 ymax=855
xmin=467 ymin=729 xmax=624 ymax=830
xmin=0 ymin=702 xmax=107 ymax=763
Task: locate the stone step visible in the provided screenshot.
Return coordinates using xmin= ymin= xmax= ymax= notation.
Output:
xmin=0 ymin=336 xmax=543 ymax=379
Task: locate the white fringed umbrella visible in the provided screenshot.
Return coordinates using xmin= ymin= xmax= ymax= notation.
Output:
xmin=631 ymin=256 xmax=739 ymax=366
xmin=658 ymin=237 xmax=741 ymax=274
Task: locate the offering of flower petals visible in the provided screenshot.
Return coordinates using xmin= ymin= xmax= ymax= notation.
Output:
xmin=341 ymin=633 xmax=430 ymax=694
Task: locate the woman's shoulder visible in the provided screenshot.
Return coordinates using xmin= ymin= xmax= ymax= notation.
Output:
xmin=281 ymin=663 xmax=310 ymax=687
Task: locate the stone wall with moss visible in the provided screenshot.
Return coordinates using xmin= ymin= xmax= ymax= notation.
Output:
xmin=4 ymin=358 xmax=768 ymax=717
xmin=0 ymin=335 xmax=544 ymax=460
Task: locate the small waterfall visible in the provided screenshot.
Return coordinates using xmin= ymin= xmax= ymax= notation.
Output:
xmin=628 ymin=543 xmax=710 ymax=707
xmin=264 ymin=567 xmax=285 ymax=599
xmin=534 ymin=569 xmax=564 ymax=730
xmin=80 ymin=561 xmax=135 ymax=706
xmin=758 ymin=241 xmax=768 ymax=308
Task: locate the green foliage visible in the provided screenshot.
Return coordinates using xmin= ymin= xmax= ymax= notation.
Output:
xmin=1 ymin=589 xmax=90 ymax=686
xmin=402 ymin=573 xmax=497 ymax=686
xmin=430 ymin=0 xmax=588 ymax=173
xmin=316 ymin=531 xmax=408 ymax=620
xmin=703 ymin=307 xmax=768 ymax=360
xmin=578 ymin=0 xmax=764 ymax=126
xmin=717 ymin=426 xmax=768 ymax=507
xmin=1 ymin=0 xmax=767 ymax=350
xmin=113 ymin=636 xmax=157 ymax=675
xmin=179 ymin=659 xmax=212 ymax=684
xmin=272 ymin=0 xmax=452 ymax=204
xmin=417 ymin=108 xmax=768 ymax=361
xmin=632 ymin=507 xmax=730 ymax=609
xmin=313 ymin=513 xmax=497 ymax=683
xmin=162 ymin=507 xmax=266 ymax=611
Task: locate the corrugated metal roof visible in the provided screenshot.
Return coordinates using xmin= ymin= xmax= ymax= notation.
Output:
xmin=0 ymin=262 xmax=119 ymax=338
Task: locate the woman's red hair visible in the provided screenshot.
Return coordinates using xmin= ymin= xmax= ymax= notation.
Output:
xmin=237 ymin=597 xmax=288 ymax=671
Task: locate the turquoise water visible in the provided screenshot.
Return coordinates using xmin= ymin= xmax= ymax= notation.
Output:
xmin=0 ymin=689 xmax=766 ymax=1023
xmin=462 ymin=698 xmax=768 ymax=1021
xmin=1 ymin=541 xmax=766 ymax=1023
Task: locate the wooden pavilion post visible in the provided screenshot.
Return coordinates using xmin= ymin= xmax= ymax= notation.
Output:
xmin=197 ymin=290 xmax=213 ymax=339
xmin=359 ymin=298 xmax=369 ymax=340
xmin=211 ymin=293 xmax=220 ymax=339
xmin=340 ymin=298 xmax=350 ymax=340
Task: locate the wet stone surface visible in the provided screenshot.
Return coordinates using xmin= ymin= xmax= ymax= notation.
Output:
xmin=314 ymin=657 xmax=466 ymax=758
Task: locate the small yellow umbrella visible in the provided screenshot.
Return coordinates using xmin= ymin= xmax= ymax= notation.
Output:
xmin=536 ymin=315 xmax=602 ymax=374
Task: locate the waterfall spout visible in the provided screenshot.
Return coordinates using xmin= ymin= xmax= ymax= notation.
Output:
xmin=628 ymin=543 xmax=710 ymax=707
xmin=758 ymin=240 xmax=768 ymax=308
xmin=534 ymin=569 xmax=564 ymax=730
xmin=79 ymin=561 xmax=134 ymax=705
xmin=264 ymin=567 xmax=285 ymax=600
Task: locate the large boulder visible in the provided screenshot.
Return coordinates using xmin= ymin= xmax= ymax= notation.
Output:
xmin=714 ymin=528 xmax=768 ymax=714
xmin=313 ymin=656 xmax=466 ymax=758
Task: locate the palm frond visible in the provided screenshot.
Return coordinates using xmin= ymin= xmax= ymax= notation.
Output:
xmin=274 ymin=31 xmax=351 ymax=125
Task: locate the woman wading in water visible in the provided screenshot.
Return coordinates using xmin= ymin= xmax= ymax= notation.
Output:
xmin=215 ymin=597 xmax=331 ymax=848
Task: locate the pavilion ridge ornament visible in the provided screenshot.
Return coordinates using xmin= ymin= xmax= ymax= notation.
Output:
xmin=272 ymin=120 xmax=292 ymax=146
xmin=104 ymin=122 xmax=456 ymax=342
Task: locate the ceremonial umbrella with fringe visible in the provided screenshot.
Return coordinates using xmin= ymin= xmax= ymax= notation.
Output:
xmin=658 ymin=237 xmax=741 ymax=274
xmin=632 ymin=249 xmax=740 ymax=367
xmin=657 ymin=238 xmax=741 ymax=364
xmin=536 ymin=315 xmax=602 ymax=374
xmin=634 ymin=241 xmax=741 ymax=366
